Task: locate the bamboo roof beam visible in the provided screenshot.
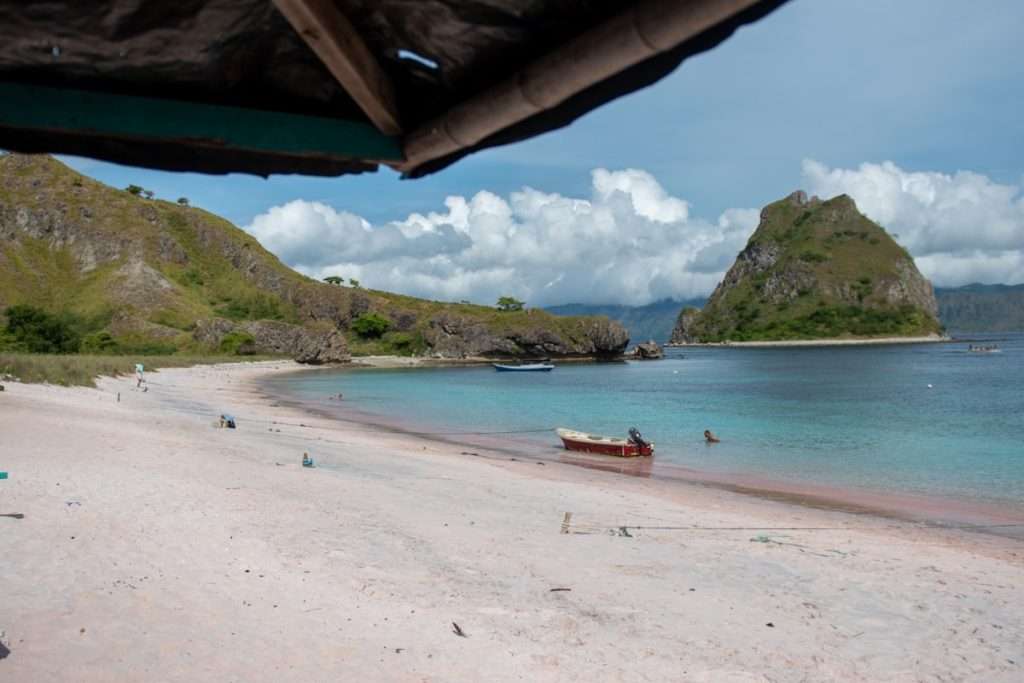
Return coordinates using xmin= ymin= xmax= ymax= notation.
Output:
xmin=398 ymin=0 xmax=761 ymax=172
xmin=273 ymin=0 xmax=404 ymax=136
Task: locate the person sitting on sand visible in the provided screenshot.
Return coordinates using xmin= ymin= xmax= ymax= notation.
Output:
xmin=704 ymin=429 xmax=720 ymax=443
xmin=302 ymin=452 xmax=315 ymax=468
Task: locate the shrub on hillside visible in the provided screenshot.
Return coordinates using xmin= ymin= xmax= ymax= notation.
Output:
xmin=382 ymin=331 xmax=425 ymax=355
xmin=219 ymin=331 xmax=256 ymax=355
xmin=81 ymin=331 xmax=118 ymax=354
xmin=799 ymin=250 xmax=829 ymax=263
xmin=351 ymin=313 xmax=391 ymax=339
xmin=217 ymin=293 xmax=285 ymax=321
xmin=2 ymin=304 xmax=83 ymax=353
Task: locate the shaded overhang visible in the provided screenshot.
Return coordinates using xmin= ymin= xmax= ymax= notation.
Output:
xmin=0 ymin=0 xmax=788 ymax=178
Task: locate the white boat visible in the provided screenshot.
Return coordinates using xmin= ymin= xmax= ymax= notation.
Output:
xmin=968 ymin=345 xmax=1001 ymax=353
xmin=493 ymin=363 xmax=554 ymax=372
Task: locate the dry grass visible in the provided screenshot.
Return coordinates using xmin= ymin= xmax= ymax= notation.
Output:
xmin=0 ymin=353 xmax=280 ymax=388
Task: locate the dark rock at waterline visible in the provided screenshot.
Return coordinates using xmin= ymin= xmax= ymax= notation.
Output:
xmin=423 ymin=311 xmax=629 ymax=359
xmin=631 ymin=340 xmax=664 ymax=359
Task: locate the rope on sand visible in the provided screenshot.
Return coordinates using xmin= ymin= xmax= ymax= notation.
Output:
xmin=559 ymin=518 xmax=1024 ymax=534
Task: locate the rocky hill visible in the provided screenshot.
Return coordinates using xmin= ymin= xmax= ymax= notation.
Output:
xmin=0 ymin=154 xmax=628 ymax=361
xmin=670 ymin=191 xmax=941 ymax=343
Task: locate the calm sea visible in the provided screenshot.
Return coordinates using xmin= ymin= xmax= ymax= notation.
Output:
xmin=264 ymin=333 xmax=1024 ymax=522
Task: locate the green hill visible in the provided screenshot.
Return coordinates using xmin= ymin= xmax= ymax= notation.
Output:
xmin=670 ymin=191 xmax=942 ymax=343
xmin=0 ymin=153 xmax=628 ymax=360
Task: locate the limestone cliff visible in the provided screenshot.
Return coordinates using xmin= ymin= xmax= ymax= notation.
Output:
xmin=670 ymin=191 xmax=941 ymax=343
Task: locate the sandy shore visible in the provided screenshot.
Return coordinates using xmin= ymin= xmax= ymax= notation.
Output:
xmin=2 ymin=361 xmax=1021 ymax=681
xmin=667 ymin=335 xmax=951 ymax=348
xmin=348 ymin=355 xmax=621 ymax=368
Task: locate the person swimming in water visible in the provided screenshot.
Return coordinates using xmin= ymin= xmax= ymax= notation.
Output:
xmin=704 ymin=429 xmax=720 ymax=443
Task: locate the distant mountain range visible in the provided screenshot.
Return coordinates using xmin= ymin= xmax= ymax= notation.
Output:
xmin=546 ymin=299 xmax=706 ymax=343
xmin=551 ymin=283 xmax=1024 ymax=342
xmin=934 ymin=283 xmax=1024 ymax=332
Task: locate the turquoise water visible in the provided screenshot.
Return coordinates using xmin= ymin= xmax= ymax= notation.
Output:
xmin=266 ymin=334 xmax=1024 ymax=511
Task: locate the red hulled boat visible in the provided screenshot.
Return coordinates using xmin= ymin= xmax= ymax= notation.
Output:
xmin=556 ymin=428 xmax=654 ymax=457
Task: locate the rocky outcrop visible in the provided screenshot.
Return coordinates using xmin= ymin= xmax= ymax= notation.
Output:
xmin=669 ymin=308 xmax=702 ymax=345
xmin=889 ymin=260 xmax=940 ymax=318
xmin=581 ymin=318 xmax=632 ymax=357
xmin=290 ymin=328 xmax=350 ymax=364
xmin=192 ymin=318 xmax=236 ymax=347
xmin=423 ymin=312 xmax=629 ymax=359
xmin=673 ymin=191 xmax=941 ymax=342
xmin=193 ymin=319 xmax=350 ymax=363
xmin=630 ymin=340 xmax=664 ymax=359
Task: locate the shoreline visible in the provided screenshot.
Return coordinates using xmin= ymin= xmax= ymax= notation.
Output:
xmin=346 ymin=354 xmax=625 ymax=368
xmin=666 ymin=334 xmax=951 ymax=348
xmin=260 ymin=366 xmax=1024 ymax=536
xmin=3 ymin=360 xmax=1022 ymax=680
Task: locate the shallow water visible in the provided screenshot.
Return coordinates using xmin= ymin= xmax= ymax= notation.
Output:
xmin=266 ymin=333 xmax=1024 ymax=516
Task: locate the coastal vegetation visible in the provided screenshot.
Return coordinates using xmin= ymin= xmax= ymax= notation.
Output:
xmin=0 ymin=154 xmax=629 ymax=363
xmin=706 ymin=303 xmax=938 ymax=342
xmin=0 ymin=352 xmax=275 ymax=387
xmin=546 ymin=285 xmax=1022 ymax=342
xmin=350 ymin=312 xmax=392 ymax=338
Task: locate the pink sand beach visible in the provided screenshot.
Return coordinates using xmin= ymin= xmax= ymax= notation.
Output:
xmin=2 ymin=360 xmax=1021 ymax=681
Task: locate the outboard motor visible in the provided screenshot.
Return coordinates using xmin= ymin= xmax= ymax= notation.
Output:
xmin=628 ymin=427 xmax=649 ymax=449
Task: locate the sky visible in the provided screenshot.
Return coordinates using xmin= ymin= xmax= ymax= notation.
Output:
xmin=59 ymin=0 xmax=1024 ymax=306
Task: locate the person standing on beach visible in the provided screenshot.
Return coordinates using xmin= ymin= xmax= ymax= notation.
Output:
xmin=135 ymin=363 xmax=146 ymax=390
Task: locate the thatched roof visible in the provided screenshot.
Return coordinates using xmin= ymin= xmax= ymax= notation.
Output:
xmin=0 ymin=0 xmax=788 ymax=177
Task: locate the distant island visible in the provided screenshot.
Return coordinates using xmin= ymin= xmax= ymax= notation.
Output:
xmin=670 ymin=191 xmax=942 ymax=344
xmin=547 ymin=282 xmax=1024 ymax=343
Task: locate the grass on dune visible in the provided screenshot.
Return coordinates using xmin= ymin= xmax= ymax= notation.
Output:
xmin=0 ymin=353 xmax=282 ymax=388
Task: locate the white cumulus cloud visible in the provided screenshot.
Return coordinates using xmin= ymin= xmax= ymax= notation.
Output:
xmin=245 ymin=169 xmax=757 ymax=307
xmin=244 ymin=162 xmax=1024 ymax=307
xmin=802 ymin=159 xmax=1024 ymax=286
